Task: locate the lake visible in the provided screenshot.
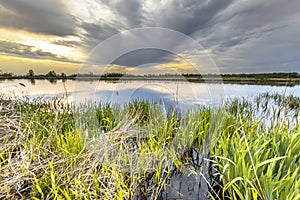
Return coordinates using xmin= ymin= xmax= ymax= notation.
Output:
xmin=1 ymin=79 xmax=300 ymax=108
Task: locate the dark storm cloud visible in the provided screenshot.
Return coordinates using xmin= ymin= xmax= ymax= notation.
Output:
xmin=195 ymin=0 xmax=300 ymax=72
xmin=112 ymin=49 xmax=177 ymax=67
xmin=100 ymin=0 xmax=143 ymax=27
xmin=0 ymin=40 xmax=79 ymax=63
xmin=143 ymin=0 xmax=234 ymax=35
xmin=79 ymin=22 xmax=121 ymax=50
xmin=0 ymin=0 xmax=76 ymax=36
xmin=80 ymin=0 xmax=235 ymax=46
xmin=79 ymin=0 xmax=236 ymax=67
xmin=83 ymin=27 xmax=210 ymax=71
xmin=199 ymin=0 xmax=300 ymax=51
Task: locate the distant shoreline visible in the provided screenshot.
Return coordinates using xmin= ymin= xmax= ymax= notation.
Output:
xmin=1 ymin=75 xmax=300 ymax=86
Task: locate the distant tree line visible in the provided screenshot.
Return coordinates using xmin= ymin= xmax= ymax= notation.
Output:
xmin=25 ymin=69 xmax=65 ymax=77
xmin=0 ymin=69 xmax=299 ymax=80
xmin=221 ymin=72 xmax=300 ymax=79
xmin=0 ymin=70 xmax=14 ymax=77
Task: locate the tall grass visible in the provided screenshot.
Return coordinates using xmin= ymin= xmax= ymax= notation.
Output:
xmin=0 ymin=93 xmax=299 ymax=199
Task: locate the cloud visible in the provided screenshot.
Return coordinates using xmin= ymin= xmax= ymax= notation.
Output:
xmin=0 ymin=0 xmax=76 ymax=36
xmin=51 ymin=39 xmax=82 ymax=48
xmin=194 ymin=0 xmax=300 ymax=72
xmin=112 ymin=49 xmax=177 ymax=67
xmin=142 ymin=0 xmax=234 ymax=35
xmin=82 ymin=27 xmax=216 ymax=72
xmin=78 ymin=0 xmax=235 ymax=48
xmin=0 ymin=40 xmax=80 ymax=63
xmin=1 ymin=0 xmax=300 ymax=73
xmin=100 ymin=0 xmax=143 ymax=27
xmin=79 ymin=22 xmax=121 ymax=50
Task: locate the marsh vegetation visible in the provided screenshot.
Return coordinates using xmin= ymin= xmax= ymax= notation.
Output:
xmin=0 ymin=93 xmax=299 ymax=199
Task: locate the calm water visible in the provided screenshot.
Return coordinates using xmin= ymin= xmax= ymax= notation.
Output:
xmin=1 ymin=79 xmax=300 ymax=108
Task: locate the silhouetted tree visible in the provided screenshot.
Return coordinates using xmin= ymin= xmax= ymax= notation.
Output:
xmin=46 ymin=70 xmax=56 ymax=77
xmin=28 ymin=69 xmax=34 ymax=77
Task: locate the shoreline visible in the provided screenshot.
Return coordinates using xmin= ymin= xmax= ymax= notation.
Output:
xmin=1 ymin=76 xmax=300 ymax=86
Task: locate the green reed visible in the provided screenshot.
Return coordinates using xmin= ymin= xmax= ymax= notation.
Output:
xmin=0 ymin=93 xmax=299 ymax=199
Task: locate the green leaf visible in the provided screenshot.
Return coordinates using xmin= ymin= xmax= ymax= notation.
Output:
xmin=258 ymin=156 xmax=287 ymax=168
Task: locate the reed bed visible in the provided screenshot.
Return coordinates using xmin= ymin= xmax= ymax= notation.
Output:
xmin=0 ymin=93 xmax=299 ymax=199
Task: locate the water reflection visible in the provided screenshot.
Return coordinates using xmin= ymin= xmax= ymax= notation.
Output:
xmin=29 ymin=79 xmax=35 ymax=85
xmin=0 ymin=79 xmax=300 ymax=107
xmin=47 ymin=78 xmax=57 ymax=84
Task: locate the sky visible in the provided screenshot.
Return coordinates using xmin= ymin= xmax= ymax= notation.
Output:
xmin=0 ymin=0 xmax=300 ymax=75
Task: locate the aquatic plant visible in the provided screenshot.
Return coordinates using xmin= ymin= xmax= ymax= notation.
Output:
xmin=0 ymin=93 xmax=299 ymax=199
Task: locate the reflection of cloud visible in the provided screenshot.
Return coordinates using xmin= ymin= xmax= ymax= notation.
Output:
xmin=0 ymin=40 xmax=80 ymax=63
